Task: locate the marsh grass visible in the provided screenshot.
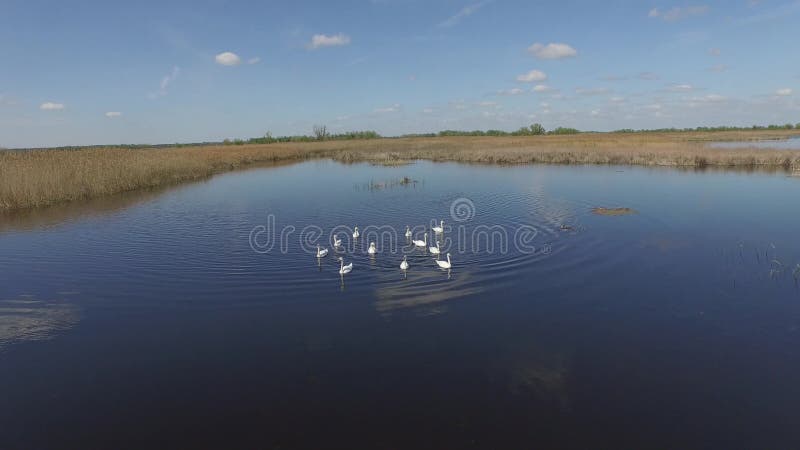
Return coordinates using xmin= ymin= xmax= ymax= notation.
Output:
xmin=2 ymin=130 xmax=800 ymax=211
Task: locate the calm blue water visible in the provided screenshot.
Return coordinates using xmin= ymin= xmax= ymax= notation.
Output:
xmin=710 ymin=136 xmax=800 ymax=149
xmin=1 ymin=160 xmax=799 ymax=448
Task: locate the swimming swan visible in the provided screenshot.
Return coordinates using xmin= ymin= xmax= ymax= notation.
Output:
xmin=429 ymin=240 xmax=441 ymax=255
xmin=412 ymin=233 xmax=427 ymax=247
xmin=400 ymin=255 xmax=409 ymax=270
xmin=316 ymin=245 xmax=329 ymax=258
xmin=339 ymin=257 xmax=353 ymax=275
xmin=333 ymin=235 xmax=342 ymax=247
xmin=352 ymin=226 xmax=360 ymax=239
xmin=368 ymin=242 xmax=377 ymax=254
xmin=405 ymin=225 xmax=412 ymax=238
xmin=432 ymin=220 xmax=445 ymax=234
xmin=436 ymin=253 xmax=452 ymax=269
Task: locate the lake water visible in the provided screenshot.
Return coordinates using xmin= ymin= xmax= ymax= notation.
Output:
xmin=709 ymin=136 xmax=800 ymax=149
xmin=1 ymin=160 xmax=800 ymax=448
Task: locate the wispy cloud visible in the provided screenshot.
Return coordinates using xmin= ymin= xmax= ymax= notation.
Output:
xmin=648 ymin=5 xmax=709 ymax=21
xmin=516 ymin=69 xmax=547 ymax=83
xmin=438 ymin=1 xmax=491 ymax=28
xmin=575 ymin=87 xmax=611 ymax=96
xmin=40 ymin=102 xmax=64 ymax=111
xmin=497 ymin=88 xmax=526 ymax=96
xmin=247 ymin=57 xmax=261 ymax=65
xmin=527 ymin=42 xmax=577 ymax=59
xmin=148 ymin=66 xmax=179 ymax=99
xmin=638 ymin=72 xmax=660 ymax=80
xmin=776 ymin=88 xmax=793 ymax=96
xmin=735 ymin=1 xmax=800 ymax=25
xmin=374 ymin=103 xmax=401 ymax=113
xmin=307 ymin=33 xmax=351 ymax=50
xmin=215 ymin=52 xmax=241 ymax=66
xmin=105 ymin=111 xmax=122 ymax=118
xmin=665 ymin=83 xmax=697 ymax=92
xmin=532 ymin=84 xmax=553 ymax=92
xmin=707 ymin=64 xmax=728 ymax=72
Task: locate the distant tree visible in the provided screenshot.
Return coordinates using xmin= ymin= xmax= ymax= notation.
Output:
xmin=549 ymin=127 xmax=580 ymax=135
xmin=529 ymin=123 xmax=546 ymax=135
xmin=312 ymin=125 xmax=329 ymax=141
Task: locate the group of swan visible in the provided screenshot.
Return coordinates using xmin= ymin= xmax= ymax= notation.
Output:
xmin=317 ymin=219 xmax=452 ymax=275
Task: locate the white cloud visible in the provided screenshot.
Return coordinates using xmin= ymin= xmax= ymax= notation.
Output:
xmin=610 ymin=96 xmax=626 ymax=103
xmin=215 ymin=52 xmax=241 ymax=66
xmin=527 ymin=42 xmax=577 ymax=59
xmin=438 ymin=1 xmax=490 ymax=28
xmin=687 ymin=94 xmax=727 ymax=107
xmin=703 ymin=94 xmax=727 ymax=102
xmin=776 ymin=88 xmax=793 ymax=96
xmin=516 ymin=69 xmax=547 ymax=83
xmin=374 ymin=103 xmax=400 ymax=113
xmin=105 ymin=111 xmax=122 ymax=118
xmin=40 ymin=102 xmax=64 ymax=111
xmin=307 ymin=33 xmax=351 ymax=50
xmin=148 ymin=66 xmax=179 ymax=99
xmin=666 ymin=83 xmax=696 ymax=92
xmin=591 ymin=109 xmax=601 ymax=116
xmin=532 ymin=84 xmax=553 ymax=92
xmin=476 ymin=101 xmax=498 ymax=107
xmin=648 ymin=5 xmax=709 ymax=21
xmin=247 ymin=57 xmax=261 ymax=65
xmin=497 ymin=88 xmax=526 ymax=96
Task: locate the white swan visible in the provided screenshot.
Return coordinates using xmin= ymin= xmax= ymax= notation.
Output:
xmin=400 ymin=255 xmax=409 ymax=270
xmin=352 ymin=226 xmax=359 ymax=239
xmin=339 ymin=257 xmax=353 ymax=275
xmin=429 ymin=240 xmax=441 ymax=255
xmin=368 ymin=242 xmax=377 ymax=254
xmin=404 ymin=225 xmax=412 ymax=238
xmin=316 ymin=245 xmax=329 ymax=258
xmin=412 ymin=233 xmax=427 ymax=247
xmin=436 ymin=253 xmax=452 ymax=269
xmin=333 ymin=235 xmax=342 ymax=247
xmin=432 ymin=220 xmax=445 ymax=234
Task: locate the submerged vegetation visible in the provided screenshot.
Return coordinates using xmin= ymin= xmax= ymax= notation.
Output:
xmin=592 ymin=207 xmax=637 ymax=216
xmin=2 ymin=128 xmax=800 ymax=211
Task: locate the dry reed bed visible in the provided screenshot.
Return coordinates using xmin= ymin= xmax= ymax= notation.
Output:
xmin=2 ymin=131 xmax=799 ymax=211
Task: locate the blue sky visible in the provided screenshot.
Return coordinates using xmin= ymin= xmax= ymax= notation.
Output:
xmin=1 ymin=0 xmax=799 ymax=147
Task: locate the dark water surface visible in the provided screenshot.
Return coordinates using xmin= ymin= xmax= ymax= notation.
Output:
xmin=2 ymin=161 xmax=800 ymax=449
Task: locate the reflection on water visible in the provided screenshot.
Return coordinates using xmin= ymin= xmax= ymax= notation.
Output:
xmin=1 ymin=160 xmax=800 ymax=448
xmin=0 ymin=298 xmax=79 ymax=351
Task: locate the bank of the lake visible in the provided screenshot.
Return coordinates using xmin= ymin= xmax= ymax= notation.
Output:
xmin=2 ymin=130 xmax=800 ymax=211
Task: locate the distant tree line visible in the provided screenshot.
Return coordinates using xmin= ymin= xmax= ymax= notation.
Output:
xmin=613 ymin=124 xmax=800 ymax=133
xmin=225 ymin=128 xmax=382 ymax=145
xmin=413 ymin=124 xmax=578 ymax=137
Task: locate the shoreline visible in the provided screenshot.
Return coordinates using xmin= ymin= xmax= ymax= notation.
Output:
xmin=2 ymin=131 xmax=800 ymax=212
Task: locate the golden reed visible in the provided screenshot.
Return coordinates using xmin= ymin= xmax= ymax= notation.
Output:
xmin=2 ymin=130 xmax=798 ymax=211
